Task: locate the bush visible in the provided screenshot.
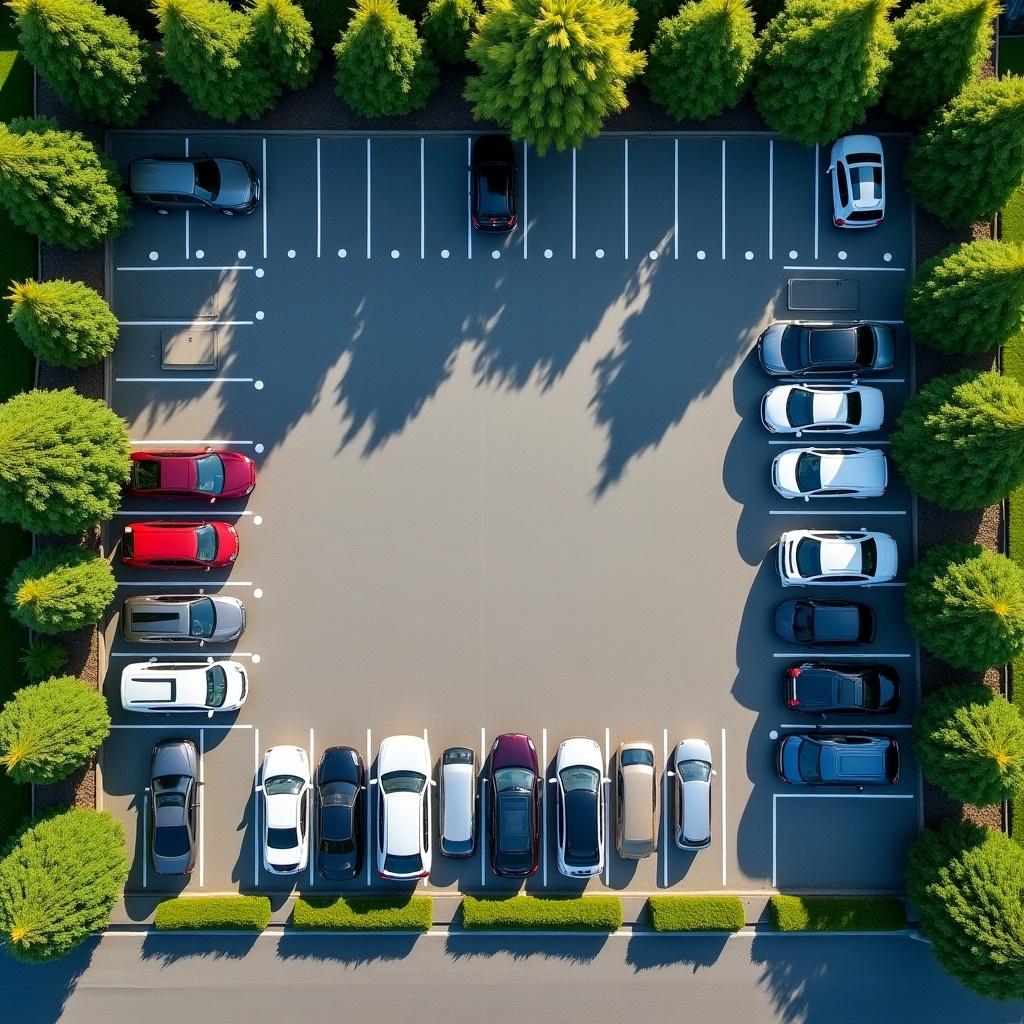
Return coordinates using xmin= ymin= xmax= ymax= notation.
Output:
xmin=0 ymin=676 xmax=110 ymax=785
xmin=420 ymin=0 xmax=476 ymax=63
xmin=18 ymin=638 xmax=68 ymax=682
xmin=6 ymin=279 xmax=118 ymax=370
xmin=647 ymin=895 xmax=745 ymax=932
xmin=905 ymin=543 xmax=1024 ymax=670
xmin=0 ymin=388 xmax=131 ymax=535
xmin=247 ymin=0 xmax=318 ymax=92
xmin=461 ymin=895 xmax=623 ymax=930
xmin=294 ymin=896 xmax=432 ymax=930
xmin=0 ymin=117 xmax=131 ymax=249
xmin=646 ymin=0 xmax=757 ymax=121
xmin=769 ymin=895 xmax=906 ymax=931
xmin=465 ymin=0 xmax=645 ymax=156
xmin=0 ymin=809 xmax=127 ymax=962
xmin=154 ymin=896 xmax=272 ymax=930
xmin=891 ymin=370 xmax=1024 ymax=511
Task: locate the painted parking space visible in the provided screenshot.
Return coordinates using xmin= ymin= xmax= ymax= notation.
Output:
xmin=522 ymin=145 xmax=573 ymax=261
xmin=624 ymin=135 xmax=676 ymax=262
xmin=677 ymin=136 xmax=726 ymax=261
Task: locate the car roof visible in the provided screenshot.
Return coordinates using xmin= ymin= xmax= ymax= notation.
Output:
xmin=682 ymin=776 xmax=711 ymax=842
xmin=620 ymin=764 xmax=655 ymax=843
xmin=817 ymin=450 xmax=886 ymax=489
xmin=384 ymin=790 xmax=422 ymax=855
xmin=564 ymin=789 xmax=599 ymax=858
xmin=131 ymin=159 xmax=196 ymax=196
xmin=127 ymin=521 xmax=201 ymax=560
xmin=441 ymin=762 xmax=474 ymax=842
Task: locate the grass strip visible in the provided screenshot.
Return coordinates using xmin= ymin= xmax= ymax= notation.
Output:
xmin=293 ymin=895 xmax=432 ymax=931
xmin=461 ymin=894 xmax=623 ymax=931
xmin=768 ymin=895 xmax=906 ymax=932
xmin=647 ymin=895 xmax=745 ymax=932
xmin=154 ymin=895 xmax=272 ymax=931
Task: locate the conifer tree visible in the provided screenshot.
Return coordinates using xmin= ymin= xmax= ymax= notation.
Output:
xmin=247 ymin=0 xmax=318 ymax=92
xmin=421 ymin=0 xmax=476 ymax=63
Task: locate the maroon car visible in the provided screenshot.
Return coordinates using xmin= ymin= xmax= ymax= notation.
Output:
xmin=128 ymin=449 xmax=256 ymax=501
xmin=489 ymin=733 xmax=541 ymax=878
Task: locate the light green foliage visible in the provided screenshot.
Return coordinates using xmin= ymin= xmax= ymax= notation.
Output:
xmin=0 ymin=388 xmax=131 ymax=535
xmin=247 ymin=0 xmax=318 ymax=91
xmin=462 ymin=895 xmax=623 ymax=930
xmin=626 ymin=0 xmax=672 ymax=50
xmin=465 ymin=0 xmax=645 ymax=155
xmin=0 ymin=117 xmax=130 ymax=249
xmin=294 ymin=896 xmax=433 ymax=929
xmin=421 ymin=0 xmax=476 ymax=63
xmin=648 ymin=895 xmax=745 ymax=931
xmin=753 ymin=0 xmax=895 ymax=145
xmin=646 ymin=0 xmax=756 ymax=121
xmin=769 ymin=895 xmax=907 ymax=931
xmin=17 ymin=637 xmax=67 ymax=682
xmin=6 ymin=278 xmax=118 ymax=369
xmin=155 ymin=896 xmax=272 ymax=930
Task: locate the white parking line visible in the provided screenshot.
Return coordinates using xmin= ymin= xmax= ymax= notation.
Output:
xmin=116 ymin=266 xmax=255 ymax=272
xmin=115 ymin=510 xmax=258 ymax=517
xmin=604 ymin=726 xmax=610 ymax=886
xmin=480 ymin=726 xmax=486 ymax=888
xmin=769 ymin=510 xmax=907 ymax=516
xmin=721 ymin=139 xmax=726 ymax=260
xmin=773 ymin=652 xmax=911 ymax=659
xmin=661 ymin=728 xmax=668 ymax=889
xmin=254 ymin=726 xmax=260 ymax=885
xmin=776 ymin=378 xmax=906 ymax=385
xmin=184 ymin=137 xmax=190 ymax=260
xmin=116 ymin=320 xmax=254 ymax=326
xmin=466 ymin=137 xmax=472 ymax=260
xmin=110 ymin=723 xmax=253 ymax=730
xmin=522 ymin=140 xmax=528 ymax=260
xmin=115 ymin=377 xmax=255 ymax=384
xmin=365 ymin=726 xmax=372 ymax=887
xmin=768 ymin=439 xmax=891 ymax=446
xmin=785 ymin=265 xmax=907 ymax=273
xmin=309 ymin=726 xmax=315 ymax=886
xmin=366 ymin=139 xmax=372 ymax=260
xmin=199 ymin=727 xmax=205 ymax=887
xmin=813 ymin=143 xmax=819 ymax=260
xmin=420 ymin=137 xmax=425 ymax=260
xmin=623 ymin=139 xmax=629 ymax=261
xmin=108 ymin=651 xmax=259 ymax=659
xmin=116 ymin=581 xmax=255 ymax=587
xmin=541 ymin=727 xmax=548 ymax=887
xmin=262 ymin=138 xmax=268 ymax=261
xmin=768 ymin=139 xmax=774 ymax=261
xmin=780 ymin=723 xmax=914 ymax=730
xmin=316 ymin=138 xmax=322 ymax=259
xmin=571 ymin=148 xmax=577 ymax=260
xmin=673 ymin=138 xmax=678 ymax=260
xmin=142 ymin=790 xmax=148 ymax=889
xmin=130 ymin=439 xmax=255 ymax=446
xmin=720 ymin=727 xmax=726 ymax=888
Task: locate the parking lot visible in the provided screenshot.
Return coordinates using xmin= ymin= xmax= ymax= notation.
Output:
xmin=100 ymin=129 xmax=919 ymax=898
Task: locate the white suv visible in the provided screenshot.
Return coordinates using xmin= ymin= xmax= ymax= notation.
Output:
xmin=259 ymin=745 xmax=311 ymax=876
xmin=777 ymin=530 xmax=898 ymax=587
xmin=553 ymin=737 xmax=606 ymax=879
xmin=376 ymin=735 xmax=433 ymax=880
xmin=120 ymin=660 xmax=248 ymax=713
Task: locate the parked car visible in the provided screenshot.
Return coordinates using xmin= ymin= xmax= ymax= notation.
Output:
xmin=772 ymin=447 xmax=888 ymax=500
xmin=128 ymin=449 xmax=256 ymax=501
xmin=784 ymin=663 xmax=901 ymax=714
xmin=121 ymin=520 xmax=239 ymax=570
xmin=470 ymin=135 xmax=517 ymax=232
xmin=121 ymin=593 xmax=246 ymax=643
xmin=148 ymin=739 xmax=199 ymax=875
xmin=774 ymin=598 xmax=876 ymax=646
xmin=777 ymin=530 xmax=897 ymax=587
xmin=757 ymin=322 xmax=895 ymax=377
xmin=439 ymin=747 xmax=476 ymax=858
xmin=671 ymin=738 xmax=714 ymax=851
xmin=761 ymin=384 xmax=884 ymax=435
xmin=121 ymin=660 xmax=248 ymax=713
xmin=129 ymin=156 xmax=261 ymax=215
xmin=259 ymin=745 xmax=311 ymax=875
xmin=553 ymin=737 xmax=606 ymax=879
xmin=489 ymin=732 xmax=541 ymax=878
xmin=829 ymin=135 xmax=885 ymax=229
xmin=316 ymin=746 xmax=365 ymax=882
xmin=376 ymin=735 xmax=433 ymax=880
xmin=776 ymin=733 xmax=899 ymax=786
xmin=615 ymin=741 xmax=657 ymax=860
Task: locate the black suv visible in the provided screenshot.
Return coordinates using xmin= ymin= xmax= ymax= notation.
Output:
xmin=784 ymin=663 xmax=900 ymax=714
xmin=129 ymin=156 xmax=261 ymax=215
xmin=470 ymin=135 xmax=517 ymax=232
xmin=774 ymin=599 xmax=875 ymax=646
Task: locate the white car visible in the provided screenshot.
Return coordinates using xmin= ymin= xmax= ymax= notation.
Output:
xmin=553 ymin=737 xmax=606 ymax=879
xmin=777 ymin=530 xmax=898 ymax=587
xmin=761 ymin=384 xmax=884 ymax=436
xmin=376 ymin=735 xmax=433 ymax=880
xmin=259 ymin=745 xmax=310 ymax=876
xmin=829 ymin=135 xmax=884 ymax=229
xmin=671 ymin=739 xmax=714 ymax=851
xmin=772 ymin=447 xmax=888 ymax=500
xmin=120 ymin=660 xmax=248 ymax=713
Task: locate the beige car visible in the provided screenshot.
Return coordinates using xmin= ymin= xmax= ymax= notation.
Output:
xmin=615 ymin=741 xmax=657 ymax=859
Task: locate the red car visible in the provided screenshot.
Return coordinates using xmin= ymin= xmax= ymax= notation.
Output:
xmin=489 ymin=733 xmax=541 ymax=878
xmin=128 ymin=450 xmax=256 ymax=501
xmin=122 ymin=521 xmax=239 ymax=570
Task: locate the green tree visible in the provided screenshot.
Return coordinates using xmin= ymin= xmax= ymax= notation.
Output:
xmin=627 ymin=0 xmax=672 ymax=50
xmin=0 ymin=117 xmax=131 ymax=249
xmin=892 ymin=370 xmax=1024 ymax=510
xmin=247 ymin=0 xmax=318 ymax=92
xmin=646 ymin=0 xmax=756 ymax=121
xmin=0 ymin=809 xmax=127 ymax=962
xmin=0 ymin=389 xmax=130 ymax=535
xmin=907 ymin=76 xmax=1024 ymax=228
xmin=8 ymin=0 xmax=160 ymax=126
xmin=334 ymin=0 xmax=438 ymax=117
xmin=295 ymin=0 xmax=351 ymax=46
xmin=913 ymin=684 xmax=1024 ymax=805
xmin=905 ymin=543 xmax=1024 ymax=670
xmin=885 ymin=0 xmax=996 ymax=123
xmin=906 ymin=821 xmax=1024 ymax=1000
xmin=753 ymin=0 xmax=895 ymax=145
xmin=0 ymin=677 xmax=110 ymax=785
xmin=421 ymin=0 xmax=476 ymax=63
xmin=6 ymin=546 xmax=116 ymax=635
xmin=466 ymin=0 xmax=645 ymax=155
xmin=6 ymin=278 xmax=118 ymax=369
xmin=18 ymin=638 xmax=68 ymax=682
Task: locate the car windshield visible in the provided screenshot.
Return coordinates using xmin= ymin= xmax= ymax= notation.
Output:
xmin=795 ymin=453 xmax=822 ymax=492
xmin=795 ymin=538 xmax=823 ymax=578
xmin=380 ymin=771 xmax=426 ymax=794
xmin=861 ymin=673 xmax=881 ymax=709
xmin=845 ymin=391 xmax=862 ymax=423
xmin=132 ymin=460 xmax=160 ymax=490
xmin=153 ymin=774 xmax=189 ymax=795
xmin=195 ymin=524 xmax=219 ymax=562
xmin=793 ymin=602 xmax=814 ymax=638
xmin=264 ymin=774 xmax=304 ymax=796
xmin=494 ymin=767 xmax=534 ymax=792
xmin=560 ymin=766 xmax=599 ymax=793
xmin=193 ymin=159 xmax=220 ymax=201
xmin=188 ymin=597 xmax=215 ymax=638
xmin=384 ymin=853 xmax=423 ymax=875
xmin=680 ymin=760 xmax=711 ymax=783
xmin=860 ymin=538 xmax=877 ymax=575
xmin=267 ymin=827 xmax=299 ymax=850
xmin=855 ymin=325 xmax=876 ymax=362
xmin=194 ymin=454 xmax=225 ymax=494
xmin=154 ymin=826 xmax=191 ymax=857
xmin=205 ymin=665 xmax=228 ymax=707
xmin=798 ymin=742 xmax=822 ymax=782
xmin=620 ymin=748 xmax=654 ymax=768
xmin=322 ymin=837 xmax=356 ymax=855
xmin=785 ymin=389 xmax=815 ymax=427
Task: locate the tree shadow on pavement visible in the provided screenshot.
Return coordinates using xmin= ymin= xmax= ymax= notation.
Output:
xmin=0 ymin=939 xmax=96 ymax=1024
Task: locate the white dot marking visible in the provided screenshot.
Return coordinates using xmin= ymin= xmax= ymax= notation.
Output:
xmin=338 ymin=248 xmax=347 ymax=258
xmin=789 ymin=250 xmax=798 ymax=260
xmin=255 ymin=268 xmax=264 ymax=278
xmin=883 ymin=252 xmax=893 ymax=263
xmin=255 ymin=311 xmax=265 ymax=321
xmin=697 ymin=250 xmax=706 ymax=260
xmin=391 ymin=249 xmax=400 ymax=259
xmin=253 ymin=515 xmax=263 ymax=526
xmin=148 ymin=251 xmax=158 ymax=261
xmin=441 ymin=249 xmax=450 ymax=259
xmin=838 ymin=250 xmax=848 ymax=261
xmin=254 ymin=380 xmax=264 ymax=391
xmin=254 ymin=443 xmax=265 ymax=454
xmin=595 ymin=249 xmax=605 ymax=259
xmin=195 ymin=249 xmax=205 ymax=259
xmin=287 ymin=249 xmax=296 ymax=259
xmin=238 ymin=249 xmax=247 ymax=259
xmin=744 ymin=250 xmax=754 ymax=261
xmin=544 ymin=249 xmax=553 ymax=259
xmin=253 ymin=588 xmax=263 ymax=599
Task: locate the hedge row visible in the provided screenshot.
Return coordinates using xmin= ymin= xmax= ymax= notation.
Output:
xmin=768 ymin=895 xmax=907 ymax=932
xmin=647 ymin=895 xmax=744 ymax=932
xmin=461 ymin=895 xmax=623 ymax=931
xmin=293 ymin=896 xmax=432 ymax=931
xmin=154 ymin=896 xmax=272 ymax=931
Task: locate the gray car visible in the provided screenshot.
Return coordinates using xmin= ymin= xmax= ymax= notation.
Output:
xmin=121 ymin=594 xmax=246 ymax=644
xmin=149 ymin=739 xmax=199 ymax=875
xmin=129 ymin=157 xmax=261 ymax=215
xmin=757 ymin=322 xmax=895 ymax=376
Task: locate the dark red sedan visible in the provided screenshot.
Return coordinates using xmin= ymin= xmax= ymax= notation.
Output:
xmin=121 ymin=520 xmax=239 ymax=570
xmin=128 ymin=450 xmax=256 ymax=501
xmin=489 ymin=733 xmax=541 ymax=878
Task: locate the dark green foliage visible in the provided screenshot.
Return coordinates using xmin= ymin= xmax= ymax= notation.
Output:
xmin=334 ymin=0 xmax=437 ymax=117
xmin=906 ymin=76 xmax=1024 ymax=228
xmin=885 ymin=0 xmax=997 ymax=122
xmin=420 ymin=0 xmax=475 ymax=63
xmin=769 ymin=895 xmax=907 ymax=931
xmin=17 ymin=637 xmax=67 ymax=682
xmin=753 ymin=0 xmax=896 ymax=145
xmin=465 ymin=0 xmax=645 ymax=155
xmin=462 ymin=895 xmax=623 ymax=930
xmin=648 ymin=895 xmax=745 ymax=931
xmin=892 ymin=370 xmax=1024 ymax=510
xmin=913 ymin=684 xmax=1024 ymax=805
xmin=905 ymin=542 xmax=1024 ymax=670
xmin=906 ymin=821 xmax=1024 ymax=1000
xmin=0 ymin=117 xmax=130 ymax=249
xmin=646 ymin=0 xmax=756 ymax=121
xmin=0 ymin=808 xmax=127 ymax=962
xmin=626 ymin=0 xmax=672 ymax=50
xmin=6 ymin=278 xmax=118 ymax=369
xmin=0 ymin=388 xmax=131 ymax=535
xmin=155 ymin=896 xmax=272 ymax=930
xmin=294 ymin=896 xmax=432 ymax=929
xmin=295 ymin=0 xmax=351 ymax=46
xmin=247 ymin=0 xmax=318 ymax=91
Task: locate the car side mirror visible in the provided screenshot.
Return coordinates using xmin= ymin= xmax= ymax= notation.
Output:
xmin=795 ymin=430 xmax=803 ymax=439
xmin=602 ymin=777 xmax=611 ymax=785
xmin=712 ymin=770 xmax=718 ymax=777
xmin=804 ymin=495 xmax=810 ymax=503
xmin=144 ymin=786 xmax=151 ymax=794
xmin=255 ymin=784 xmax=263 ymax=793
xmin=369 ymin=778 xmax=378 ymax=786
xmin=207 ymin=709 xmax=215 ymax=718
xmin=430 ymin=779 xmax=437 ymax=787
xmin=666 ymin=770 xmax=675 ymax=778
xmin=548 ymin=777 xmax=556 ymax=784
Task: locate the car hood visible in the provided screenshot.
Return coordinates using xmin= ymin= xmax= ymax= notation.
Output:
xmin=152 ymin=741 xmax=197 ymax=779
xmin=378 ymin=735 xmax=431 ymax=777
xmin=773 ymin=600 xmax=800 ymax=642
xmin=557 ymin=738 xmax=602 ymax=773
xmin=215 ymin=159 xmax=256 ymax=206
xmin=492 ymin=733 xmax=537 ymax=771
xmin=221 ymin=452 xmax=256 ymax=494
xmin=772 ymin=450 xmax=801 ymax=494
xmin=758 ymin=323 xmax=788 ymax=372
xmin=263 ymin=745 xmax=308 ymax=781
xmin=210 ymin=596 xmax=246 ymax=641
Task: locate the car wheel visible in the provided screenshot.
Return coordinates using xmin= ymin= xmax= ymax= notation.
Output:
xmin=156 ymin=209 xmax=170 ymax=216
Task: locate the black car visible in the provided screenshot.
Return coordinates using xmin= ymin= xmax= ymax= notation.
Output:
xmin=784 ymin=663 xmax=901 ymax=714
xmin=129 ymin=157 xmax=261 ymax=215
xmin=471 ymin=135 xmax=517 ymax=233
xmin=774 ymin=599 xmax=875 ymax=646
xmin=315 ymin=746 xmax=365 ymax=881
xmin=776 ymin=733 xmax=900 ymax=786
xmin=757 ymin=322 xmax=895 ymax=376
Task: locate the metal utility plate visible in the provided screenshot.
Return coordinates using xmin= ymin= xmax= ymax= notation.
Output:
xmin=161 ymin=327 xmax=218 ymax=369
